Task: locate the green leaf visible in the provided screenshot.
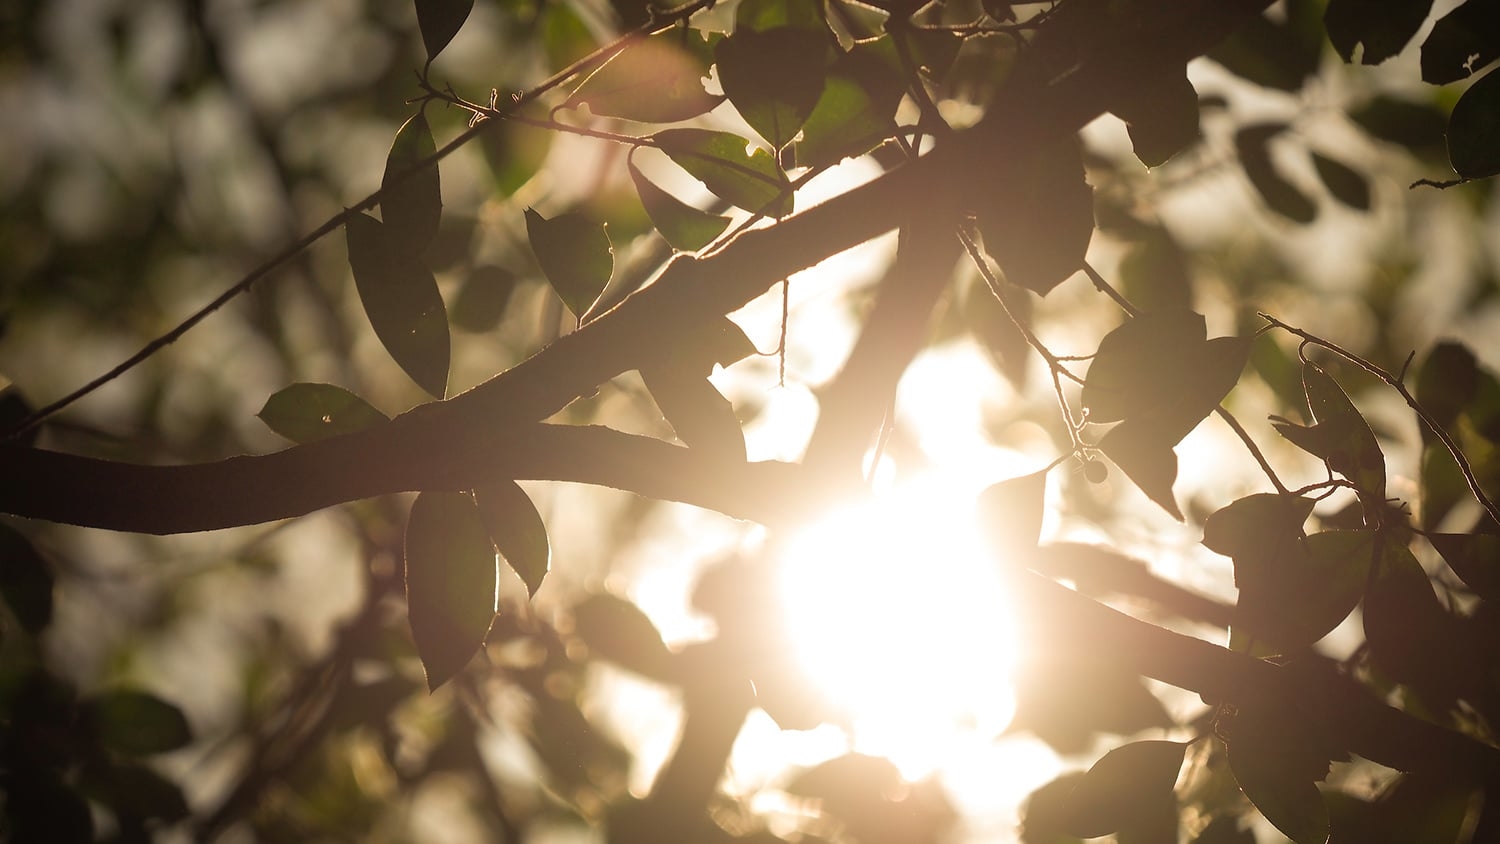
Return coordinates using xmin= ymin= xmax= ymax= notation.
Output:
xmin=451 ymin=264 xmax=518 ymax=333
xmin=639 ymin=367 xmax=746 ymax=461
xmin=565 ymin=31 xmax=722 ymax=123
xmin=524 ymin=208 xmax=613 ymax=320
xmin=571 ymin=592 xmax=675 ymax=680
xmin=1428 ymin=532 xmax=1500 ymax=599
xmin=976 ymin=468 xmax=1049 ymax=559
xmin=1272 ymin=361 xmax=1386 ymax=500
xmin=81 ymin=689 xmax=192 ymax=756
xmin=792 ymin=73 xmax=893 ymax=169
xmin=715 ymin=27 xmax=828 ymax=151
xmin=543 ymin=2 xmax=598 ymax=74
xmin=1416 ymin=341 xmax=1480 ymax=434
xmin=1421 ymin=0 xmax=1500 ymax=84
xmin=415 ymin=0 xmax=474 ymax=63
xmin=1206 ymin=1 xmax=1323 ymax=92
xmin=1323 ymin=0 xmax=1432 ymax=65
xmin=735 ymin=0 xmax=823 ymax=32
xmin=404 ymin=491 xmax=499 ymax=691
xmin=381 ymin=111 xmax=442 ymax=257
xmin=1228 ymin=736 xmax=1331 ymax=844
xmin=0 ymin=522 xmax=52 ymax=634
xmin=1117 ymin=228 xmax=1192 ymax=312
xmin=1447 ymin=67 xmax=1500 ymax=179
xmin=1311 ymin=152 xmax=1371 ymax=211
xmin=1083 ymin=310 xmax=1208 ymax=424
xmin=1363 ymin=539 xmax=1468 ymax=702
xmin=1230 ymin=529 xmax=1374 ymax=654
xmin=474 ymin=481 xmax=550 ymax=598
xmin=1350 ymin=95 xmax=1449 ymax=155
xmin=1048 ymin=740 xmax=1187 ymax=839
xmin=346 ymin=213 xmax=451 ymax=398
xmin=1113 ymin=68 xmax=1200 ymax=167
xmin=628 ymin=158 xmax=729 ymax=252
xmin=977 ymin=136 xmax=1094 ymax=296
xmin=481 ymin=117 xmax=552 ymax=197
xmin=257 ymin=383 xmax=388 ymax=444
xmin=653 ymin=128 xmax=793 ymax=217
xmin=1236 ymin=123 xmax=1317 ymax=224
xmin=1098 ymin=421 xmax=1183 ymax=520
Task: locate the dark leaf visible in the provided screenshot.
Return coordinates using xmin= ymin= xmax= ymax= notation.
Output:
xmin=786 ymin=752 xmax=902 ymax=811
xmin=1227 ymin=735 xmax=1331 ymax=844
xmin=405 ymin=491 xmax=499 ymax=691
xmin=976 ymin=468 xmax=1049 ymax=559
xmin=1009 ymin=656 xmax=1173 ymax=754
xmin=1272 ymin=361 xmax=1386 ymax=499
xmin=1236 ymin=123 xmax=1317 ymax=224
xmin=565 ymin=31 xmax=722 ymax=123
xmin=415 ymin=0 xmax=474 ymax=62
xmin=346 ymin=213 xmax=451 ymax=398
xmin=1323 ymin=0 xmax=1433 ymax=65
xmin=1021 ymin=772 xmax=1089 ymax=844
xmin=716 ymin=27 xmax=828 ymax=151
xmin=473 ymin=481 xmax=549 ymax=598
xmin=1363 ymin=538 xmax=1467 ymax=702
xmin=1370 ymin=772 xmax=1477 ymax=844
xmin=0 ymin=385 xmax=38 ymax=447
xmin=1416 ymin=341 xmax=1479 ymax=434
xmin=1040 ymin=740 xmax=1187 ymax=839
xmin=1428 ymin=531 xmax=1500 ymax=599
xmin=1099 ymin=421 xmax=1183 ymax=520
xmin=628 ymin=158 xmax=730 ymax=252
xmin=1350 ymin=95 xmax=1448 ymax=155
xmin=0 ymin=522 xmax=52 ymax=634
xmin=977 ymin=136 xmax=1094 ymax=296
xmin=78 ymin=758 xmax=189 ymax=821
xmin=256 ymin=383 xmax=388 ymax=444
xmin=1230 ymin=529 xmax=1374 ymax=654
xmin=1117 ymin=227 xmax=1192 ymax=313
xmin=524 ymin=207 xmax=613 ymax=320
xmin=1447 ymin=67 xmax=1500 ymax=179
xmin=1206 ymin=0 xmax=1323 ymax=91
xmin=1419 ymin=441 xmax=1468 ymax=531
xmin=1311 ymin=152 xmax=1371 ymax=210
xmin=481 ymin=117 xmax=552 ymax=197
xmin=793 ymin=71 xmax=894 ymax=169
xmin=80 ymin=689 xmax=192 ymax=756
xmin=543 ymin=2 xmax=598 ymax=74
xmin=1421 ymin=0 xmax=1500 ymax=84
xmin=380 ymin=111 xmax=442 ymax=257
xmin=1083 ymin=310 xmax=1208 ymax=424
xmin=653 ymin=128 xmax=794 ymax=217
xmin=4 ymin=776 xmax=94 ymax=844
xmin=639 ymin=367 xmax=746 ymax=461
xmin=1202 ymin=493 xmax=1315 ymax=562
xmin=1113 ymin=67 xmax=1200 ymax=167
xmin=736 ymin=0 xmax=824 ymax=32
xmin=1194 ymin=816 xmax=1257 ymax=844
xmin=451 ymin=264 xmax=518 ymax=333
xmin=571 ymin=592 xmax=675 ymax=680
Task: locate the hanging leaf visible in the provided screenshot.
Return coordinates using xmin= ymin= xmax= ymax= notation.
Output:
xmin=80 ymin=690 xmax=192 ymax=757
xmin=628 ymin=158 xmax=730 ymax=252
xmin=1031 ymin=740 xmax=1187 ymax=839
xmin=415 ymin=0 xmax=474 ymax=63
xmin=653 ymin=128 xmax=794 ymax=217
xmin=1098 ymin=421 xmax=1183 ymax=520
xmin=977 ymin=136 xmax=1094 ymax=296
xmin=1206 ymin=0 xmax=1323 ymax=92
xmin=565 ymin=31 xmax=722 ymax=123
xmin=571 ymin=592 xmax=675 ymax=681
xmin=715 ymin=26 xmax=828 ymax=151
xmin=257 ymin=383 xmax=388 ymax=444
xmin=1428 ymin=532 xmax=1500 ymax=600
xmin=1416 ymin=341 xmax=1481 ymax=434
xmin=1009 ymin=656 xmax=1174 ymax=754
xmin=473 ymin=481 xmax=550 ymax=598
xmin=1363 ymin=539 xmax=1469 ymax=704
xmin=451 ymin=264 xmax=518 ymax=333
xmin=1230 ymin=529 xmax=1374 ymax=654
xmin=1323 ymin=0 xmax=1432 ymax=65
xmin=1311 ymin=152 xmax=1372 ymax=211
xmin=1227 ymin=734 xmax=1331 ymax=844
xmin=1113 ymin=67 xmax=1201 ymax=167
xmin=976 ymin=468 xmax=1049 ymax=560
xmin=1271 ymin=361 xmax=1386 ymax=500
xmin=1447 ymin=68 xmax=1500 ymax=179
xmin=404 ymin=491 xmax=499 ymax=691
xmin=78 ymin=757 xmax=190 ymax=822
xmin=639 ymin=367 xmax=746 ymax=461
xmin=793 ymin=73 xmax=894 ymax=169
xmin=346 ymin=213 xmax=450 ymax=399
xmin=1118 ymin=227 xmax=1192 ymax=313
xmin=0 ymin=522 xmax=52 ymax=634
xmin=1083 ymin=310 xmax=1208 ymax=424
xmin=1235 ymin=123 xmax=1317 ymax=224
xmin=524 ymin=208 xmax=613 ymax=320
xmin=1421 ymin=0 xmax=1500 ymax=84
xmin=380 ymin=112 xmax=442 ymax=257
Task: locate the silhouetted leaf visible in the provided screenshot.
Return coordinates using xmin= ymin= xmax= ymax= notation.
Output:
xmin=1369 ymin=772 xmax=1477 ymax=844
xmin=1194 ymin=816 xmax=1256 ymax=844
xmin=525 ymin=208 xmax=613 ymax=320
xmin=736 ymin=0 xmax=823 ymax=32
xmin=976 ymin=468 xmax=1049 ymax=559
xmin=0 ymin=522 xmax=52 ymax=634
xmin=474 ymin=481 xmax=549 ymax=598
xmin=80 ymin=689 xmax=192 ymax=756
xmin=1021 ymin=772 xmax=1088 ymax=844
xmin=1416 ymin=341 xmax=1480 ymax=434
xmin=1364 ymin=539 xmax=1467 ymax=702
xmin=1350 ymin=95 xmax=1448 ymax=155
xmin=1039 ymin=740 xmax=1187 ymax=839
xmin=451 ymin=264 xmax=517 ymax=333
xmin=1117 ymin=227 xmax=1192 ymax=312
xmin=1010 ymin=656 xmax=1174 ymax=753
xmin=1083 ymin=310 xmax=1208 ymax=424
xmin=346 ymin=213 xmax=450 ymax=398
xmin=78 ymin=758 xmax=189 ymax=821
xmin=1236 ymin=123 xmax=1317 ymax=223
xmin=1272 ymin=362 xmax=1386 ymax=500
xmin=1206 ymin=0 xmax=1323 ymax=91
xmin=1429 ymin=532 xmax=1500 ymax=599
xmin=1227 ymin=736 xmax=1330 ymax=844
xmin=640 ymin=367 xmax=746 ymax=461
xmin=415 ymin=0 xmax=474 ymax=63
xmin=628 ymin=158 xmax=729 ymax=252
xmin=1324 ymin=0 xmax=1432 ymax=65
xmin=1203 ymin=493 xmax=1315 ymax=561
xmin=654 ymin=128 xmax=793 ymax=217
xmin=381 ymin=111 xmax=442 ymax=257
xmin=1113 ymin=68 xmax=1200 ymax=167
xmin=1421 ymin=0 xmax=1500 ymax=84
xmin=1447 ymin=68 xmax=1500 ymax=179
xmin=565 ymin=31 xmax=721 ymax=123
xmin=257 ymin=383 xmax=388 ymax=444
xmin=1099 ymin=421 xmax=1183 ymax=520
xmin=716 ymin=26 xmax=828 ymax=151
xmin=793 ymin=70 xmax=894 ymax=169
xmin=481 ymin=117 xmax=552 ymax=197
xmin=1311 ymin=152 xmax=1371 ymax=210
xmin=1230 ymin=529 xmax=1373 ymax=654
xmin=405 ymin=491 xmax=498 ymax=691
xmin=978 ymin=137 xmax=1094 ymax=296
xmin=571 ymin=592 xmax=674 ymax=680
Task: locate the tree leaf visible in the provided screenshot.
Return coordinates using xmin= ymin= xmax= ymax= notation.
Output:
xmin=1083 ymin=310 xmax=1208 ymax=424
xmin=571 ymin=592 xmax=675 ymax=681
xmin=405 ymin=490 xmax=499 ymax=691
xmin=653 ymin=128 xmax=793 ymax=217
xmin=1047 ymin=740 xmax=1187 ymax=838
xmin=735 ymin=0 xmax=823 ymax=32
xmin=1363 ymin=539 xmax=1468 ymax=703
xmin=78 ymin=757 xmax=190 ymax=821
xmin=1230 ymin=529 xmax=1374 ymax=654
xmin=1447 ymin=67 xmax=1500 ymax=179
xmin=380 ymin=111 xmax=442 ymax=257
xmin=415 ymin=0 xmax=474 ymax=63
xmin=1311 ymin=152 xmax=1371 ymax=211
xmin=715 ymin=26 xmax=828 ymax=151
xmin=1009 ymin=656 xmax=1174 ymax=754
xmin=1099 ymin=421 xmax=1183 ymax=520
xmin=1428 ymin=532 xmax=1500 ymax=599
xmin=1228 ymin=735 xmax=1331 ymax=844
xmin=1113 ymin=67 xmax=1200 ymax=167
xmin=1350 ymin=95 xmax=1449 ymax=156
xmin=977 ymin=136 xmax=1094 ymax=296
xmin=524 ymin=207 xmax=613 ymax=320
xmin=346 ymin=213 xmax=451 ymax=398
xmin=1272 ymin=361 xmax=1386 ymax=500
xmin=257 ymin=383 xmax=388 ymax=444
xmin=1202 ymin=493 xmax=1315 ymax=562
xmin=1421 ymin=0 xmax=1500 ymax=85
xmin=565 ymin=31 xmax=722 ymax=123
xmin=1117 ymin=227 xmax=1192 ymax=312
xmin=976 ymin=468 xmax=1049 ymax=560
xmin=639 ymin=367 xmax=746 ymax=461
xmin=1323 ymin=0 xmax=1432 ymax=65
xmin=80 ymin=689 xmax=192 ymax=757
xmin=1236 ymin=123 xmax=1317 ymax=224
xmin=792 ymin=72 xmax=894 ymax=169
xmin=451 ymin=264 xmax=518 ymax=333
xmin=1206 ymin=0 xmax=1323 ymax=92
xmin=0 ymin=522 xmax=52 ymax=634
xmin=628 ymin=158 xmax=729 ymax=252
xmin=474 ymin=481 xmax=550 ymax=598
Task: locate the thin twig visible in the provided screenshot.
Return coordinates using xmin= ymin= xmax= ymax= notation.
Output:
xmin=1082 ymin=261 xmax=1139 ymax=316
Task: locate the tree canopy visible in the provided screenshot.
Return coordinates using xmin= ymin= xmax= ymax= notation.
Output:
xmin=2 ymin=0 xmax=1500 ymax=841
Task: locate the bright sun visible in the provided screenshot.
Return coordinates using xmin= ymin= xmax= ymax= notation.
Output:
xmin=776 ymin=472 xmax=1022 ymax=779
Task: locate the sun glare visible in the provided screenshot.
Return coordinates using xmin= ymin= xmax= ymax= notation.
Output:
xmin=777 ymin=474 xmax=1021 ymax=779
